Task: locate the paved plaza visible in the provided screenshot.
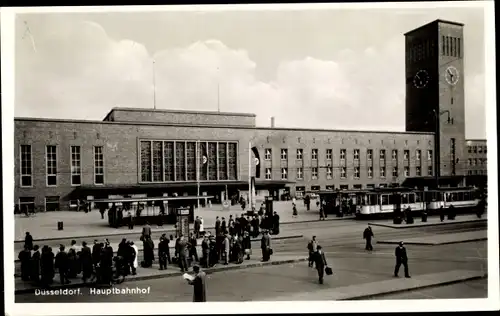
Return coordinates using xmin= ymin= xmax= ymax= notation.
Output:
xmin=368 ymin=214 xmax=487 ymax=229
xmin=14 ymin=201 xmax=332 ymax=241
xmin=378 ymin=230 xmax=487 ymax=245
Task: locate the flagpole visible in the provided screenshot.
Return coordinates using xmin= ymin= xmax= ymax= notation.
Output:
xmin=153 ymin=59 xmax=157 ymax=110
xmin=196 ymin=140 xmax=200 ymax=209
xmin=248 ymin=141 xmax=252 ymax=207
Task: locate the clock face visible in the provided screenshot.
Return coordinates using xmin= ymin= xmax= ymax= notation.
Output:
xmin=413 ymin=70 xmax=429 ymax=89
xmin=445 ymin=66 xmax=460 ymax=85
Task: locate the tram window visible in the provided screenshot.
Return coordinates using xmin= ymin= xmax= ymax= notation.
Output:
xmin=464 ymin=192 xmax=470 ymax=200
xmin=409 ymin=194 xmax=415 ymax=203
xmin=415 ymin=192 xmax=422 ymax=202
xmin=381 ymin=195 xmax=389 ymax=205
xmin=439 ymin=192 xmax=444 ymax=201
xmin=388 ymin=194 xmax=397 ymax=205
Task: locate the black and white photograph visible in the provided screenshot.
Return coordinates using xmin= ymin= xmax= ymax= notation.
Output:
xmin=2 ymin=1 xmax=498 ymax=315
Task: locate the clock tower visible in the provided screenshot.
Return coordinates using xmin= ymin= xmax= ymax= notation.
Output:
xmin=405 ymin=19 xmax=466 ymax=179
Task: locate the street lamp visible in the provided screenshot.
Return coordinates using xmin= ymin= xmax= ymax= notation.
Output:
xmin=432 ymin=109 xmax=452 ymax=189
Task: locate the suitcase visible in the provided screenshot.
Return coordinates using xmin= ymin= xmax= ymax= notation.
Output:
xmin=325 ymin=266 xmax=333 ymax=275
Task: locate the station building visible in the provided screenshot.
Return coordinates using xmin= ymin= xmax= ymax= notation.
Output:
xmin=13 ymin=19 xmax=487 ymax=212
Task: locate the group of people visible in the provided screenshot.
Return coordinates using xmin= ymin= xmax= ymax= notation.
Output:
xmin=18 ymin=232 xmax=133 ymax=287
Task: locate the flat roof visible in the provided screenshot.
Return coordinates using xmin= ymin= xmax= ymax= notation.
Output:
xmin=103 ymin=107 xmax=256 ymax=121
xmin=404 ymin=19 xmax=464 ymax=36
xmin=14 ymin=117 xmax=435 ymax=136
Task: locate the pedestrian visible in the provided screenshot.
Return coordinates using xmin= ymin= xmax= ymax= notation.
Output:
xmin=199 ymin=217 xmax=205 ymax=237
xmin=194 ymin=216 xmax=201 ymax=238
xmin=178 ymin=235 xmax=190 ymax=272
xmin=129 ymin=241 xmax=138 ymax=275
xmin=292 ymin=203 xmax=298 ymax=217
xmin=18 ymin=245 xmax=32 ymax=281
xmin=223 ymin=234 xmax=230 ymax=265
xmin=30 ymin=245 xmax=41 ymax=283
xmin=141 ymin=222 xmax=152 ymax=241
xmin=55 ymin=245 xmax=70 ymax=284
xmin=448 ymin=205 xmax=456 ymax=220
xmin=142 ymin=235 xmax=155 ymax=268
xmin=307 ymin=236 xmax=318 ymax=268
xmin=201 ymin=235 xmax=210 ymax=268
xmin=394 ymin=241 xmax=411 ymax=278
xmin=187 ymin=265 xmax=207 ymax=302
xmin=314 ymin=245 xmax=328 ymax=284
xmin=127 ymin=211 xmax=134 ymax=229
xmin=439 ymin=206 xmax=445 ymax=222
xmin=91 ymin=240 xmax=102 ymax=273
xmin=189 ymin=232 xmax=199 ymax=263
xmin=158 ymin=236 xmax=169 ymax=270
xmin=101 ymin=241 xmax=114 ymax=285
xmin=261 ymin=230 xmax=272 ymax=262
xmin=363 ymin=225 xmax=374 ymax=251
xmin=273 ymin=211 xmax=280 ymax=235
xmin=221 ymin=217 xmax=227 ymax=235
xmin=208 ymin=235 xmax=217 ymax=267
xmin=80 ymin=241 xmax=93 ymax=283
xmin=215 ymin=216 xmax=221 ymax=236
xmin=40 ymin=245 xmax=55 ymax=287
xmin=243 ymin=231 xmax=252 ymax=260
xmin=24 ymin=232 xmax=34 ymax=251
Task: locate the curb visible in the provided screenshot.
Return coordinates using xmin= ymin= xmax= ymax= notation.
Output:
xmin=368 ymin=218 xmax=487 ymax=229
xmin=377 ymin=237 xmax=487 ymax=246
xmin=15 ymin=257 xmax=308 ymax=294
xmin=13 ymin=235 xmax=304 ymax=266
xmin=342 ymin=274 xmax=488 ymax=300
xmin=15 ymin=217 xmax=353 ymax=243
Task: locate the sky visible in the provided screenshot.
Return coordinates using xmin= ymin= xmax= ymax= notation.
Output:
xmin=13 ymin=5 xmax=487 ymax=138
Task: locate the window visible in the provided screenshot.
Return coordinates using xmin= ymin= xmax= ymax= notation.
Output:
xmin=427 ymin=150 xmax=433 ymax=161
xmin=392 ymin=150 xmax=398 ymax=160
xmin=340 ymin=149 xmax=346 ymax=161
xmin=296 ymin=167 xmax=303 ymax=180
xmin=428 ymin=165 xmax=433 ymax=176
xmin=265 ymin=168 xmax=272 ymax=180
xmin=354 ymin=149 xmax=360 ymax=161
xmin=457 ymin=38 xmax=461 ymax=57
xmin=484 ymin=146 xmax=487 ymax=154
xmin=473 ymin=146 xmax=477 ymax=153
xmin=340 ymin=185 xmax=348 ymax=190
xmin=468 ymin=158 xmax=472 ymax=166
xmin=312 ymin=167 xmax=318 ymax=180
xmin=441 ymin=36 xmax=445 ymax=55
xmin=392 ymin=167 xmax=398 ymax=177
xmin=416 ymin=150 xmax=421 ymax=161
xmin=281 ymin=168 xmax=288 ymax=180
xmin=217 ymin=142 xmax=227 ymax=180
xmin=94 ymin=146 xmax=104 ymax=184
xmin=311 ymin=149 xmax=318 ymax=160
xmin=265 ymin=148 xmax=272 ymax=160
xmin=404 ymin=166 xmax=410 ymax=177
xmin=296 ymin=149 xmax=303 ymax=160
xmin=368 ymin=166 xmax=373 ymax=178
xmin=472 ymin=159 xmax=477 ymax=166
xmin=340 ymin=167 xmax=347 ymax=179
xmin=281 ymin=149 xmax=287 ymax=160
xmin=354 ymin=167 xmax=360 ymax=179
xmin=326 ymin=167 xmax=332 ymax=179
xmin=468 ymin=146 xmax=472 ymax=153
xmin=20 ymin=145 xmax=32 ymax=187
xmin=404 ymin=150 xmax=410 ymax=161
xmin=140 ymin=141 xmax=152 ymax=182
xmin=380 ymin=166 xmax=386 ymax=178
xmin=416 ymin=166 xmax=422 ymax=176
xmin=326 ymin=149 xmax=332 ymax=160
xmin=19 ymin=197 xmax=35 ymax=214
xmin=45 ymin=196 xmax=60 ymax=212
xmin=46 ymin=145 xmax=57 ymax=186
xmin=478 ymin=146 xmax=483 ymax=153
xmin=367 ymin=149 xmax=373 ymax=161
xmin=71 ymin=146 xmax=81 ymax=186
xmin=380 ymin=150 xmax=386 ymax=160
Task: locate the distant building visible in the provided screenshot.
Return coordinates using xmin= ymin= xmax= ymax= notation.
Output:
xmin=14 ymin=19 xmax=485 ymax=212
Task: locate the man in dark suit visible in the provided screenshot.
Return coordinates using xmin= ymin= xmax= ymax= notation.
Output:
xmin=188 ymin=265 xmax=207 ymax=302
xmin=314 ymin=245 xmax=328 ymax=284
xmin=215 ymin=217 xmax=221 ymax=236
xmin=55 ymin=245 xmax=70 ymax=284
xmin=18 ymin=245 xmax=32 ymax=281
xmin=80 ymin=241 xmax=93 ymax=283
xmin=142 ymin=222 xmax=152 ymax=241
xmin=194 ymin=216 xmax=202 ymax=238
xmin=24 ymin=232 xmax=34 ymax=251
xmin=221 ymin=217 xmax=227 ymax=235
xmin=394 ymin=241 xmax=411 ymax=278
xmin=363 ymin=225 xmax=374 ymax=251
xmin=158 ymin=236 xmax=169 ymax=270
xmin=31 ymin=245 xmax=41 ymax=283
xmin=260 ymin=230 xmax=271 ymax=262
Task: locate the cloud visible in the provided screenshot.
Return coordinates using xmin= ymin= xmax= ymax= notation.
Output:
xmin=15 ymin=18 xmax=482 ymax=136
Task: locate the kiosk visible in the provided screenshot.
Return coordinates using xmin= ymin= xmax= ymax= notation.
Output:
xmin=176 ymin=207 xmax=190 ymax=237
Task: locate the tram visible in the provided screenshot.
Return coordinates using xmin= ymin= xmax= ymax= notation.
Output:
xmin=319 ymin=187 xmax=481 ymax=219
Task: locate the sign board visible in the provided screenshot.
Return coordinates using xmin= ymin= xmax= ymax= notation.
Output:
xmin=222 ymin=200 xmax=230 ymax=209
xmin=176 ymin=207 xmax=190 ymax=237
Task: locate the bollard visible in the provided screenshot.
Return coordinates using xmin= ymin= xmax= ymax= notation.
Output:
xmin=57 ymin=221 xmax=63 ymax=231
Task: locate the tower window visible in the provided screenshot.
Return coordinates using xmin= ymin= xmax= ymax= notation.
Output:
xmin=451 ymin=97 xmax=454 ymax=105
xmin=457 ymin=38 xmax=461 ymax=57
xmin=442 ymin=36 xmax=445 ymax=55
